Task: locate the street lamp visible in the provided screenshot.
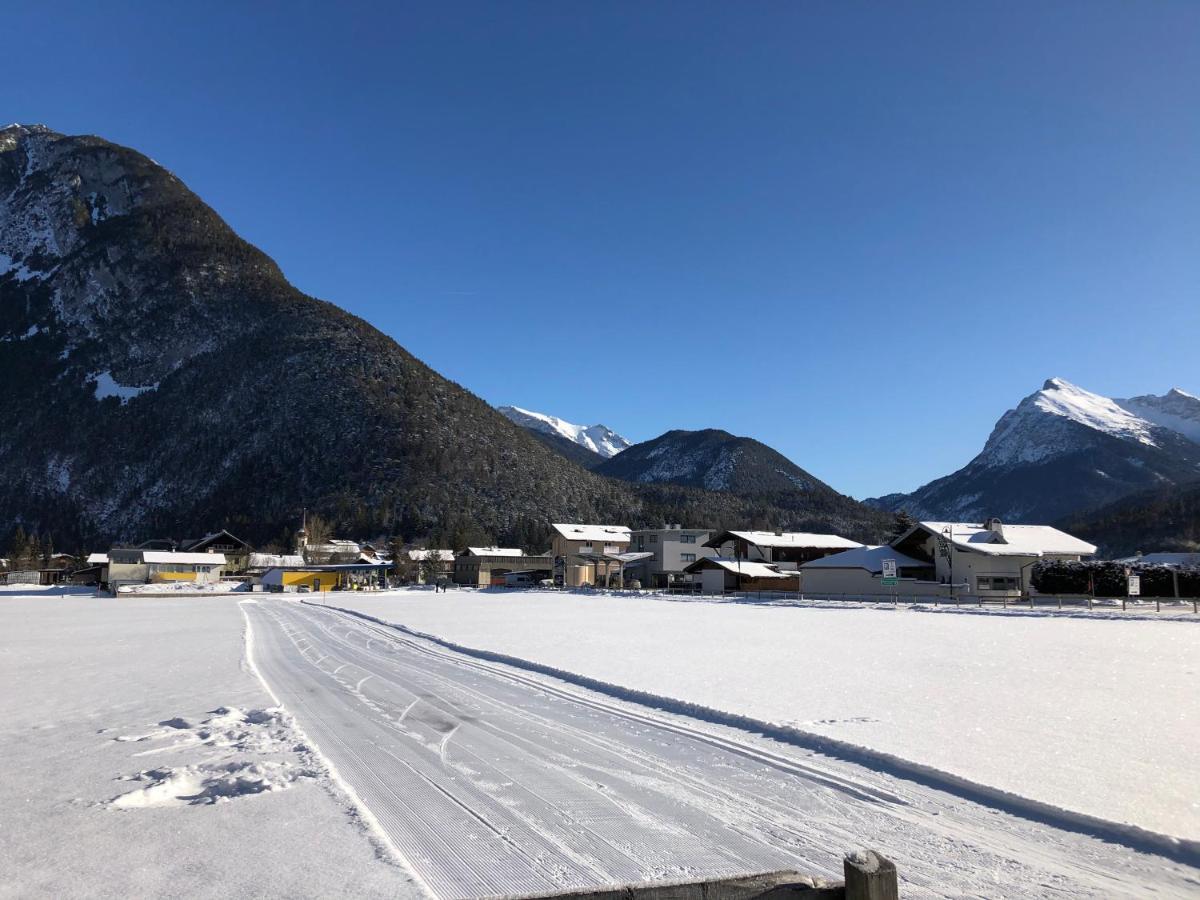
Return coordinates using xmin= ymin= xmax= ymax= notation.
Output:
xmin=941 ymin=525 xmax=954 ymax=604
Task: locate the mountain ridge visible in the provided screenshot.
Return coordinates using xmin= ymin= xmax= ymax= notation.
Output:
xmin=868 ymin=378 xmax=1200 ymax=523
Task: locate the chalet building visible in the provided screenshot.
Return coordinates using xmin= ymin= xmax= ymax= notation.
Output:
xmin=453 ymin=547 xmax=553 ymax=587
xmin=179 ymin=530 xmax=253 ymax=575
xmin=304 ymin=539 xmax=362 ymax=565
xmin=801 ymin=518 xmax=1097 ymax=600
xmin=407 ymin=549 xmax=456 ymax=584
xmin=703 ymin=530 xmax=861 ymax=570
xmin=627 ymin=525 xmax=717 ymax=589
xmin=550 ymin=523 xmax=634 ymax=587
xmin=106 ymin=549 xmax=226 ymax=591
xmin=683 ymin=557 xmax=800 ymax=593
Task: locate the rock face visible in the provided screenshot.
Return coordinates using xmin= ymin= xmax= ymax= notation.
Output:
xmin=0 ymin=124 xmax=644 ymax=548
xmin=869 ymin=379 xmax=1200 ymax=523
xmin=0 ymin=125 xmax=888 ymax=549
xmin=497 ymin=406 xmax=631 ymax=459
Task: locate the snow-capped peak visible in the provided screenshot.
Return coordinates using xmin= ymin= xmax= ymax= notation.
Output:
xmin=498 ymin=406 xmax=632 ymax=458
xmin=1116 ymin=386 xmax=1200 ymax=444
xmin=1032 ymin=378 xmax=1158 ymax=446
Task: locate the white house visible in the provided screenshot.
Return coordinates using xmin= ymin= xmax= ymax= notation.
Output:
xmin=703 ymin=530 xmax=861 ymax=570
xmin=801 ymin=518 xmax=1096 ymax=600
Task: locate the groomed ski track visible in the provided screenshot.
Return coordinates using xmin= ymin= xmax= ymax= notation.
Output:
xmin=241 ymin=599 xmax=1198 ymax=899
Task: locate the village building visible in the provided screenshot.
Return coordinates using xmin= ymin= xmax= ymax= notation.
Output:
xmin=179 ymin=530 xmax=253 ymax=574
xmin=550 ymin=523 xmax=636 ymax=587
xmin=702 ymin=530 xmax=862 ymax=570
xmin=453 ymin=547 xmax=553 ymax=587
xmin=626 ymin=525 xmax=717 ymax=589
xmin=683 ymin=557 xmax=801 ymax=593
xmin=260 ymin=561 xmax=391 ymax=593
xmin=105 ymin=549 xmax=227 ymax=591
xmin=407 ymin=549 xmax=456 ymax=583
xmin=801 ymin=518 xmax=1096 ymax=600
xmin=245 ymin=552 xmax=306 ymax=576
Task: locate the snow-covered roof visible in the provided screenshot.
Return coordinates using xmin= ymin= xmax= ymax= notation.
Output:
xmin=408 ymin=549 xmax=455 ymax=561
xmin=705 ymin=530 xmax=861 ymax=550
xmin=141 ymin=551 xmax=227 ymax=565
xmin=801 ymin=545 xmax=930 ymax=573
xmin=464 ymin=547 xmax=524 ymax=557
xmin=684 ymin=557 xmax=793 ymax=579
xmin=550 ymin=524 xmax=632 ymax=543
xmin=248 ymin=553 xmax=304 ymax=568
xmin=87 ymin=552 xmax=109 ymax=565
xmin=1114 ymin=552 xmax=1200 ymax=567
xmin=910 ymin=522 xmax=1096 ymax=558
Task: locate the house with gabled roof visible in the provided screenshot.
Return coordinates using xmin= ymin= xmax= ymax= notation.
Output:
xmin=703 ymin=530 xmax=861 ymax=570
xmin=801 ymin=518 xmax=1096 ymax=600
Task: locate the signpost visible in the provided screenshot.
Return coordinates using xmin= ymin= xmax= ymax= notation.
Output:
xmin=1128 ymin=574 xmax=1141 ymax=596
xmin=881 ymin=558 xmax=898 ymax=586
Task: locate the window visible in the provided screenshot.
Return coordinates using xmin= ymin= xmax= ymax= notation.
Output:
xmin=582 ymin=542 xmax=593 ymax=551
xmin=649 ymin=535 xmax=657 ymax=543
xmin=977 ymin=576 xmax=1019 ymax=592
xmin=680 ymin=553 xmax=697 ymax=562
xmin=680 ymin=534 xmax=696 ymax=544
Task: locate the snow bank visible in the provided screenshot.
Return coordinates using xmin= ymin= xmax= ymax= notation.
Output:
xmin=332 ymin=589 xmax=1200 ymax=848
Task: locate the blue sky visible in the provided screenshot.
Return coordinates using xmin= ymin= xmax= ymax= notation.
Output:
xmin=6 ymin=2 xmax=1198 ymax=497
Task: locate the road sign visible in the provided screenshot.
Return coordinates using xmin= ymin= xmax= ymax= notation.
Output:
xmin=1128 ymin=574 xmax=1141 ymax=597
xmin=881 ymin=558 xmax=898 ymax=587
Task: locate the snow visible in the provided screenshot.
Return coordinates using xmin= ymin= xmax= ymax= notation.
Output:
xmin=1118 ymin=388 xmax=1200 ymax=444
xmin=3 ymin=588 xmax=1197 ymax=897
xmin=332 ymin=588 xmax=1200 ymax=848
xmin=464 ymin=546 xmax=523 ymax=557
xmin=714 ymin=530 xmax=862 ymax=550
xmin=91 ymin=371 xmax=158 ymax=403
xmin=140 ymin=550 xmax=226 ymax=565
xmin=914 ymin=521 xmax=1097 ymax=557
xmin=498 ymin=405 xmax=632 ymax=458
xmin=0 ymin=593 xmax=422 ymax=898
xmin=550 ymin=522 xmax=632 ymax=543
xmin=1034 ymin=378 xmax=1158 ymax=446
xmin=695 ymin=558 xmax=793 ymax=578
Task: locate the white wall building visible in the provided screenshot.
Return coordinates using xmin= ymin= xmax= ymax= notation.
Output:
xmin=801 ymin=518 xmax=1096 ymax=600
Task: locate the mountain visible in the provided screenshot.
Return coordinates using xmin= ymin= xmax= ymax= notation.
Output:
xmin=869 ymin=379 xmax=1200 ymax=523
xmin=0 ymin=125 xmax=885 ymax=550
xmin=593 ymin=429 xmax=887 ymax=536
xmin=0 ymin=124 xmax=657 ymax=548
xmin=497 ymin=406 xmax=631 ymax=459
xmin=1058 ymin=481 xmax=1200 ymax=558
xmin=520 ymin=429 xmax=607 ymax=470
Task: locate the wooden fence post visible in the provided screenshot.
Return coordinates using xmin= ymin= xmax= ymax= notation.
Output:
xmin=844 ymin=851 xmax=898 ymax=900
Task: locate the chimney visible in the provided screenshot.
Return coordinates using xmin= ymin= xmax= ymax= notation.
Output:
xmin=984 ymin=518 xmax=1005 ymax=541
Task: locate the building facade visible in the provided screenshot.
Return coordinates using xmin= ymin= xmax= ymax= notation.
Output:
xmin=550 ymin=523 xmax=631 ymax=587
xmin=626 ymin=525 xmax=716 ymax=589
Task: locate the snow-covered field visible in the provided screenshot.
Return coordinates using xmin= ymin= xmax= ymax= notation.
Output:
xmin=0 ymin=589 xmax=420 ymax=899
xmin=334 ymin=588 xmax=1200 ymax=847
xmin=4 ymin=585 xmax=1198 ymax=899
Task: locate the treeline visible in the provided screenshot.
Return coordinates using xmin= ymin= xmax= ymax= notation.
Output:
xmin=1 ymin=526 xmax=63 ymax=570
xmin=1032 ymin=559 xmax=1200 ymax=598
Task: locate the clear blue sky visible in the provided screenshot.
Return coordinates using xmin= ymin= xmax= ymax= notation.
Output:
xmin=6 ymin=2 xmax=1199 ymax=497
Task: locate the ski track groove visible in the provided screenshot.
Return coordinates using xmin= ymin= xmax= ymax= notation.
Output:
xmin=241 ymin=600 xmax=1200 ymax=900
